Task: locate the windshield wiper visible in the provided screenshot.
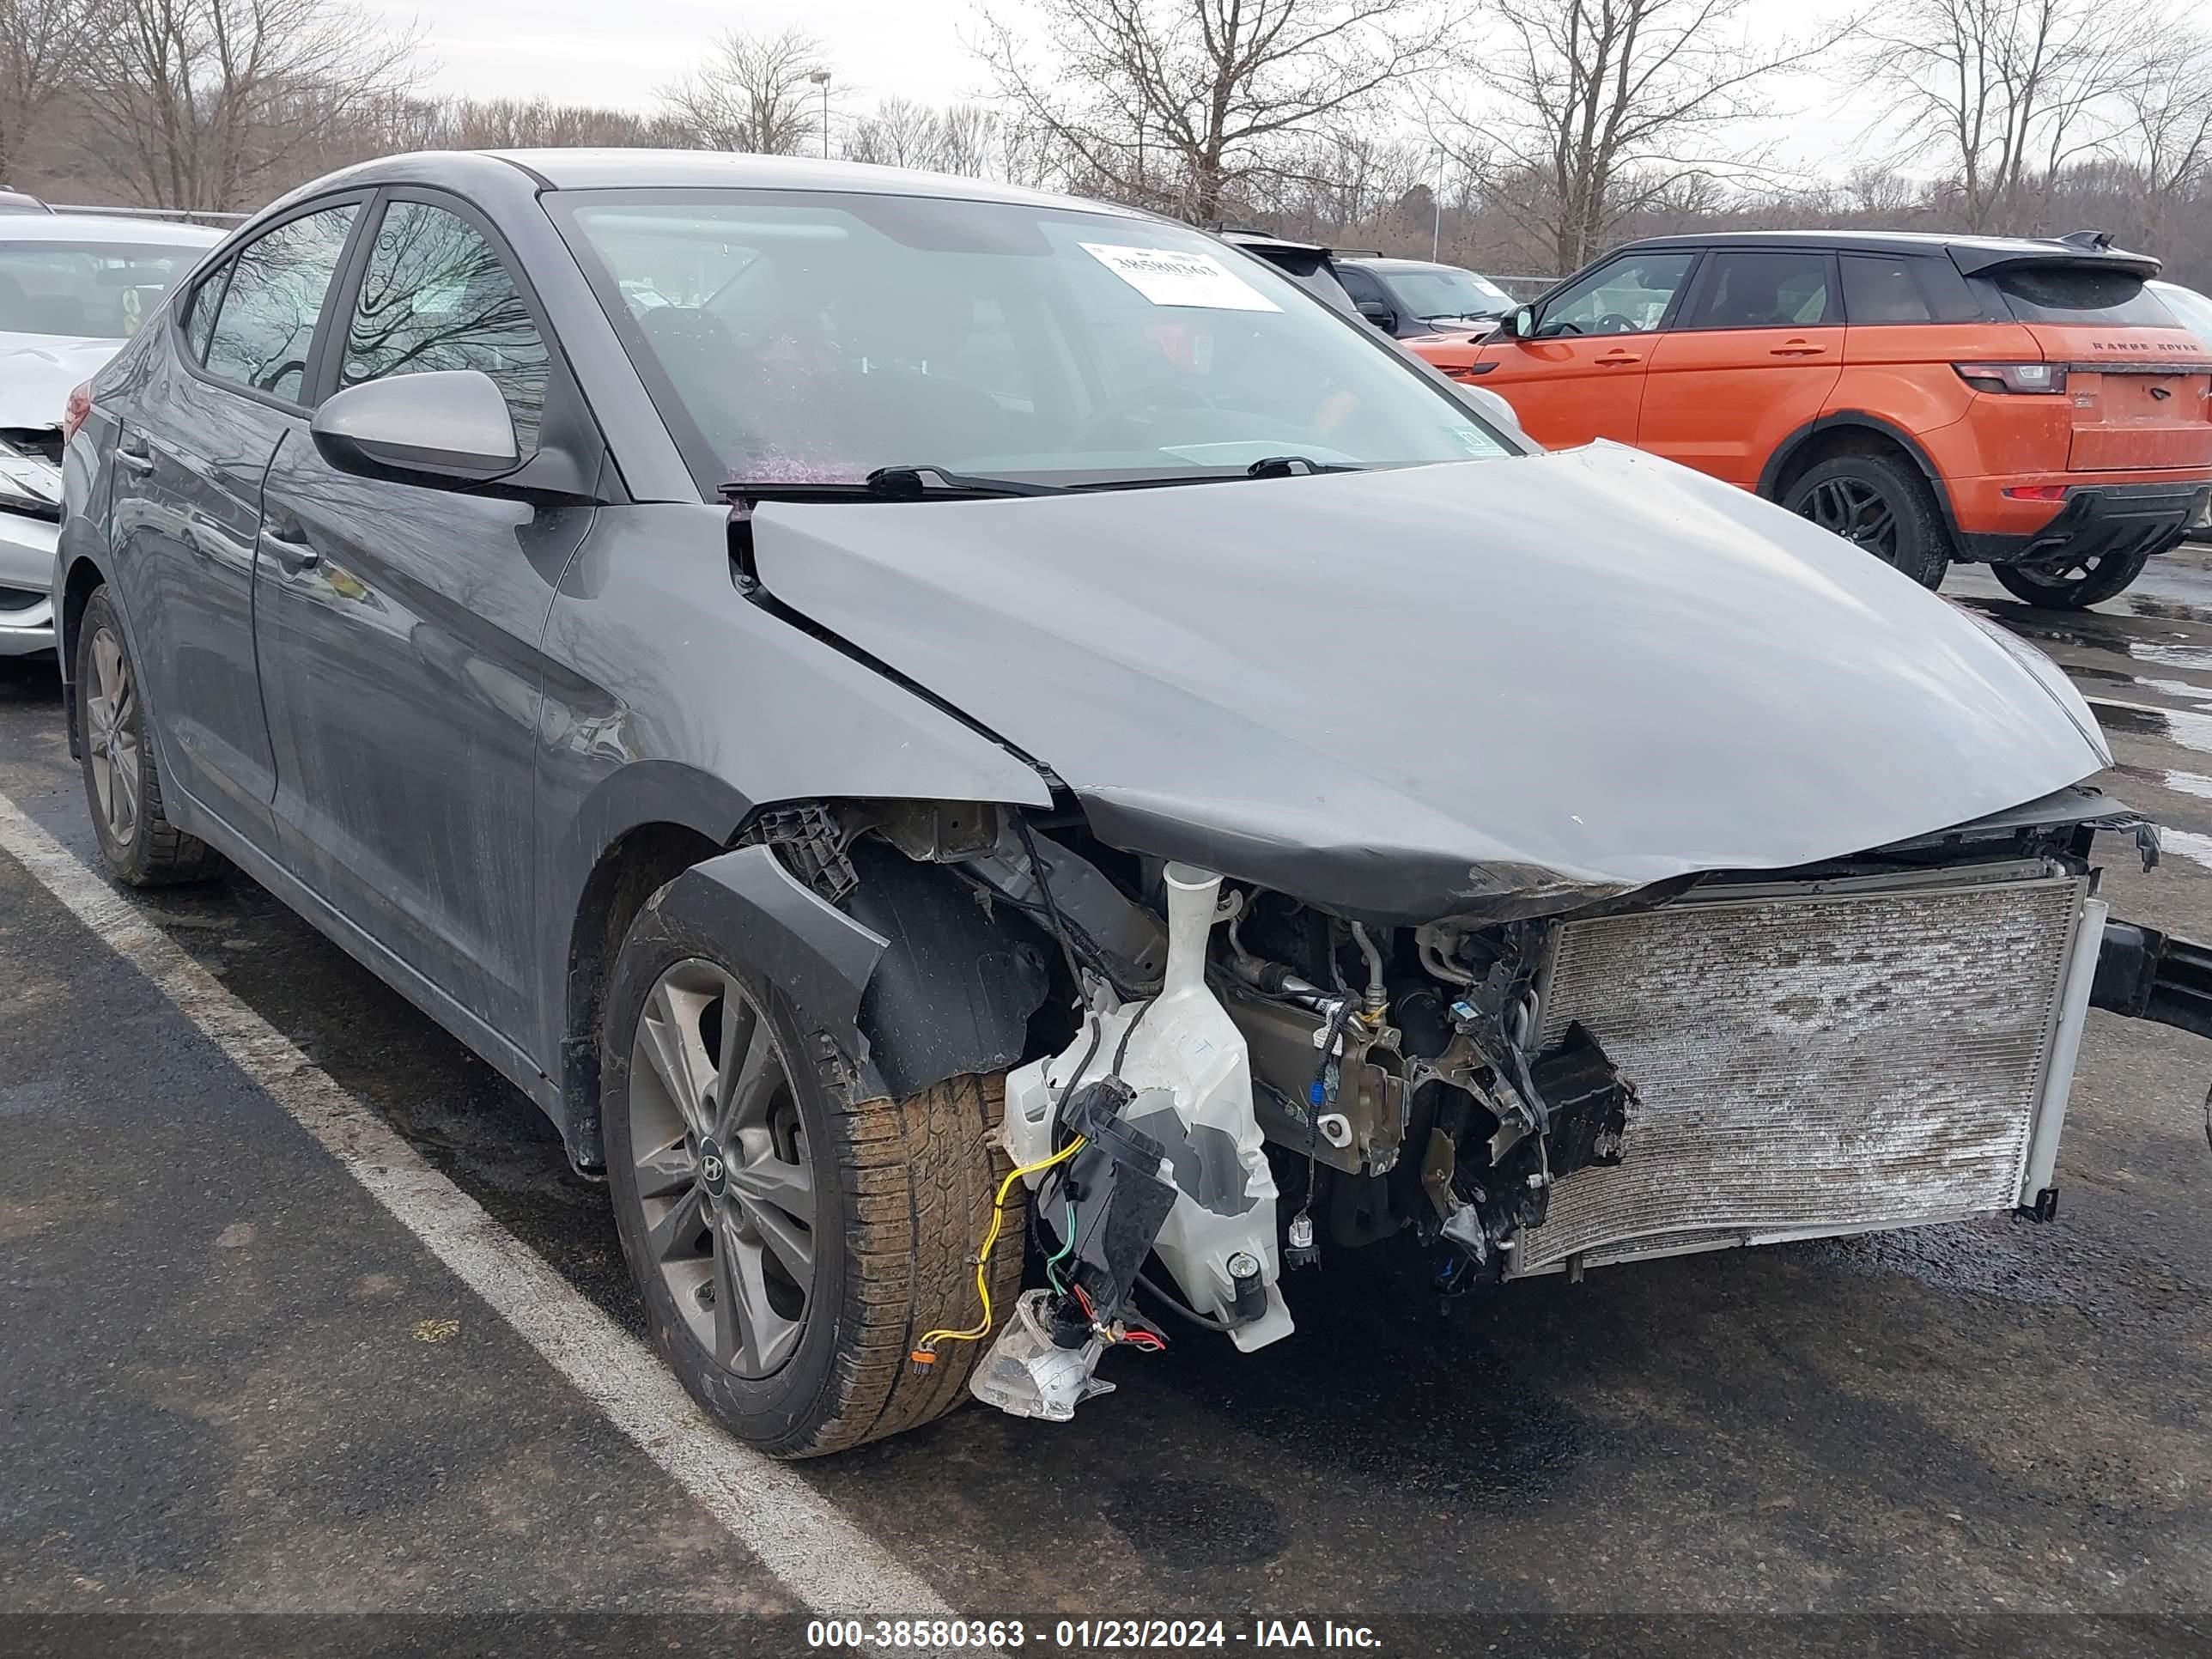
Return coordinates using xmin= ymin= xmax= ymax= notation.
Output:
xmin=1243 ymin=455 xmax=1364 ymax=478
xmin=719 ymin=465 xmax=1066 ymax=504
xmin=720 ymin=458 xmax=1364 ymax=502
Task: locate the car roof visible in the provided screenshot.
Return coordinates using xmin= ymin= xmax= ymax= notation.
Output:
xmin=0 ymin=211 xmax=224 ymax=246
xmin=1218 ymin=228 xmax=1332 ymax=257
xmin=1614 ymin=227 xmax=2153 ymax=266
xmin=1340 ymin=257 xmax=1464 ymax=274
xmin=481 ymin=149 xmax=1154 ymax=218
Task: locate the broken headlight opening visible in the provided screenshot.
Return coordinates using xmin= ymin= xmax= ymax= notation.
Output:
xmin=0 ymin=434 xmax=63 ymax=522
xmin=774 ymin=787 xmax=2203 ymax=1426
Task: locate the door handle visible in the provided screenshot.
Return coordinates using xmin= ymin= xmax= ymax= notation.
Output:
xmin=1769 ymin=341 xmax=1828 ymax=356
xmin=115 ymin=434 xmax=155 ymax=476
xmin=261 ymin=519 xmax=319 ymax=573
xmin=1595 ymin=351 xmax=1643 ymax=366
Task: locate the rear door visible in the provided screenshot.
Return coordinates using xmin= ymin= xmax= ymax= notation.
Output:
xmin=106 ymin=199 xmax=362 ymax=846
xmin=252 ymin=189 xmax=591 ymax=1048
xmin=1978 ymin=264 xmax=2212 ymax=472
xmin=1638 ymin=249 xmax=1844 ymax=487
xmin=1832 ymin=252 xmax=2027 ymax=444
xmin=1466 ymin=250 xmax=1700 ymax=447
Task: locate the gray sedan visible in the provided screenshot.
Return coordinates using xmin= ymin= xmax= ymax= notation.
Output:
xmin=52 ymin=150 xmax=2212 ymax=1455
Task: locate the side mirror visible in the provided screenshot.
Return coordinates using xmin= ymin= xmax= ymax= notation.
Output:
xmin=311 ymin=368 xmax=520 ymax=489
xmin=1356 ymin=299 xmax=1401 ymax=333
xmin=1496 ymin=306 xmax=1534 ymax=340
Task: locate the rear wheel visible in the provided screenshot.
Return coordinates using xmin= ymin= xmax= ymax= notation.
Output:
xmin=74 ymin=587 xmax=224 ymax=886
xmin=1783 ymin=453 xmax=1952 ymax=590
xmin=1991 ymin=545 xmax=2154 ymax=610
xmin=602 ymin=884 xmax=1023 ymax=1456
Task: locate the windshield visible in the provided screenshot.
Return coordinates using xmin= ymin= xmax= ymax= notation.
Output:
xmin=1381 ymin=264 xmax=1514 ymax=320
xmin=0 ymin=240 xmax=204 ymax=340
xmin=554 ymin=190 xmax=1511 ymax=492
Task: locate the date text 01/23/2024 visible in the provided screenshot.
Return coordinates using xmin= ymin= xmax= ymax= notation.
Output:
xmin=805 ymin=1619 xmax=1385 ymax=1650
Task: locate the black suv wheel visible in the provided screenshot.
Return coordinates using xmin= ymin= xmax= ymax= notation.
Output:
xmin=1992 ymin=546 xmax=2153 ymax=610
xmin=1784 ymin=454 xmax=1953 ymax=590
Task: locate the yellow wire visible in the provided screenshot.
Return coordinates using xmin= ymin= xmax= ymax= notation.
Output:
xmin=915 ymin=1134 xmax=1087 ymax=1355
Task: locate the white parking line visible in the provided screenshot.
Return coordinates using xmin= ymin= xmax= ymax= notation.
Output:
xmin=0 ymin=789 xmax=952 ymax=1620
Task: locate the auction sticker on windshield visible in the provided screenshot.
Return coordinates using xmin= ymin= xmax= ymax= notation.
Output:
xmin=1082 ymin=243 xmax=1281 ymax=312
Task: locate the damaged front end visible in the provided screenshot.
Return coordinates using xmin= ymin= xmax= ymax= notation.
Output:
xmin=738 ymin=779 xmax=2201 ymax=1428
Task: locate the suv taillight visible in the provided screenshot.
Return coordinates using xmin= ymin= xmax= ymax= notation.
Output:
xmin=1954 ymin=362 xmax=2067 ymax=394
xmin=61 ymin=381 xmax=92 ymax=442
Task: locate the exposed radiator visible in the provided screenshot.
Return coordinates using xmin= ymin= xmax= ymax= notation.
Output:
xmin=1512 ymin=867 xmax=2090 ymax=1276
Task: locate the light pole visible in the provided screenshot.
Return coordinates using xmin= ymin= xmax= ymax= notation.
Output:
xmin=1431 ymin=151 xmax=1445 ymax=262
xmin=809 ymin=70 xmax=831 ymax=159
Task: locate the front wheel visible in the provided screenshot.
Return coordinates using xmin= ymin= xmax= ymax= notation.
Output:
xmin=601 ymin=882 xmax=1023 ymax=1456
xmin=1991 ymin=546 xmax=2153 ymax=610
xmin=1783 ymin=454 xmax=1952 ymax=589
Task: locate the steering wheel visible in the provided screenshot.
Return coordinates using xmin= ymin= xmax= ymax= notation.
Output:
xmin=1591 ymin=313 xmax=1640 ymax=335
xmin=1067 ymin=380 xmax=1224 ymax=447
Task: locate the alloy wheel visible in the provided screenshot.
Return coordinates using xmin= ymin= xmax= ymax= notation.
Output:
xmin=1801 ymin=476 xmax=1900 ymax=563
xmin=84 ymin=625 xmax=140 ymax=847
xmin=627 ymin=960 xmax=815 ymax=1377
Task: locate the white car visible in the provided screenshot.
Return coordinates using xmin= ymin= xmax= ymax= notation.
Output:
xmin=2149 ymin=281 xmax=2212 ymax=542
xmin=1 ymin=210 xmax=221 ymax=658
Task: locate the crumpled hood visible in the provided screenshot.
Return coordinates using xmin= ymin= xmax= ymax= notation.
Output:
xmin=750 ymin=442 xmax=2110 ymax=921
xmin=0 ymin=333 xmax=118 ymax=429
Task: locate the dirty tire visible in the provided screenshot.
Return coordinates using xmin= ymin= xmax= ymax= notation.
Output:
xmin=602 ymin=884 xmax=1023 ymax=1457
xmin=1783 ymin=453 xmax=1953 ymax=590
xmin=1991 ymin=545 xmax=2154 ymax=610
xmin=74 ymin=586 xmax=224 ymax=886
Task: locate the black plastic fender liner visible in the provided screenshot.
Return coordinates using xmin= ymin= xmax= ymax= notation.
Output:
xmin=659 ymin=840 xmax=1053 ymax=1109
xmin=657 ymin=842 xmax=896 ymax=1094
xmin=2092 ymin=919 xmax=2212 ymax=1040
xmin=841 ymin=840 xmax=1052 ymax=1100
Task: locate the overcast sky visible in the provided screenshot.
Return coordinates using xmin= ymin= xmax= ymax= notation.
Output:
xmin=382 ymin=0 xmax=993 ymax=113
xmin=377 ymin=0 xmax=1871 ymax=182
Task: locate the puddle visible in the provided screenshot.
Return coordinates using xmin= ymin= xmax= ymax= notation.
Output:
xmin=2128 ymin=674 xmax=2212 ymax=710
xmin=2157 ymin=827 xmax=2212 ymax=872
xmin=2088 ymin=698 xmax=2212 ymax=756
xmin=2060 ymin=662 xmax=2138 ymax=688
xmin=2129 ymin=640 xmax=2212 ymax=673
xmin=2114 ymin=763 xmax=2212 ymax=803
xmin=2118 ymin=594 xmax=2212 ymax=626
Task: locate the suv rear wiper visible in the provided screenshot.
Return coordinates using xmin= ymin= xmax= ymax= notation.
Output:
xmin=720 ymin=465 xmax=1064 ymax=503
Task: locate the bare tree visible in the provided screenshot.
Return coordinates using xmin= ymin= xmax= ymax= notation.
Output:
xmin=1862 ymin=0 xmax=2155 ymax=232
xmin=2115 ymin=26 xmax=2212 ymax=224
xmin=977 ymin=0 xmax=1443 ymax=223
xmin=425 ymin=94 xmax=696 ymax=151
xmin=0 ymin=0 xmax=86 ymax=182
xmin=1439 ymin=0 xmax=1847 ymax=272
xmin=662 ymin=27 xmax=829 ymax=157
xmin=842 ymin=96 xmax=950 ymax=169
xmin=76 ymin=0 xmax=419 ymax=210
xmin=937 ymin=104 xmax=1003 ymax=177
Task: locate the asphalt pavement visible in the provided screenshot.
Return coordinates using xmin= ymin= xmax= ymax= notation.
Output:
xmin=2 ymin=551 xmax=2209 ymax=1655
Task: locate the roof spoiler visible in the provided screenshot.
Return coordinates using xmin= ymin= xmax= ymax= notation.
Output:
xmin=1948 ymin=234 xmax=2160 ymax=280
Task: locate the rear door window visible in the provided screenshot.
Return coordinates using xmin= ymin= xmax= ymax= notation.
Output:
xmin=200 ymin=204 xmax=359 ymax=403
xmin=1841 ymin=256 xmax=1933 ymax=325
xmin=1984 ymin=267 xmax=2176 ymax=326
xmin=1682 ymin=252 xmax=1834 ymax=330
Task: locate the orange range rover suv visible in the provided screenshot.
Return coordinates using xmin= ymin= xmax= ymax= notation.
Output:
xmin=1419 ymin=230 xmax=2212 ymax=606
